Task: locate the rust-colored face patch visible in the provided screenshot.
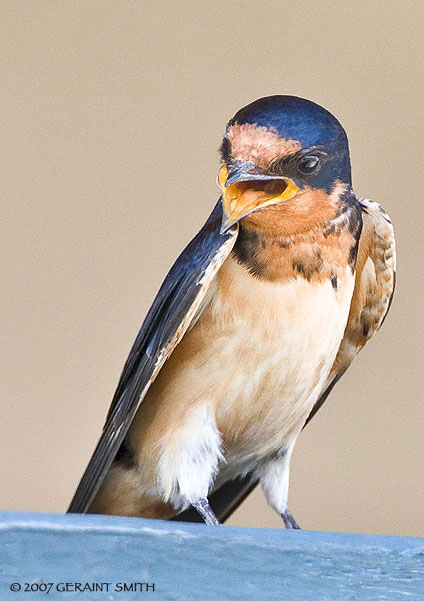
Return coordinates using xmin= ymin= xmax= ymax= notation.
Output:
xmin=228 ymin=123 xmax=302 ymax=167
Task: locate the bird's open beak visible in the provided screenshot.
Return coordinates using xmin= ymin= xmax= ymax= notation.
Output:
xmin=218 ymin=161 xmax=299 ymax=234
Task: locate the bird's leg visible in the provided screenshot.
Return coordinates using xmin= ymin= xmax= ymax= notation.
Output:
xmin=191 ymin=498 xmax=220 ymax=525
xmin=258 ymin=443 xmax=301 ymax=530
xmin=281 ymin=508 xmax=301 ymax=529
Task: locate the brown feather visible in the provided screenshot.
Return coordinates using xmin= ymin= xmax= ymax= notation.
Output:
xmin=229 ymin=123 xmax=302 ymax=168
xmin=326 ymin=198 xmax=396 ymax=380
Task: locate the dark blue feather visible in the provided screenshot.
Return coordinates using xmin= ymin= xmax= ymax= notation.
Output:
xmin=68 ymin=200 xmax=236 ymax=514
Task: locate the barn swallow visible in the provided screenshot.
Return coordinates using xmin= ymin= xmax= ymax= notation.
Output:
xmin=68 ymin=95 xmax=396 ymax=528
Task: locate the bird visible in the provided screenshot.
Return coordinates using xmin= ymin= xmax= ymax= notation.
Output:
xmin=68 ymin=95 xmax=396 ymax=528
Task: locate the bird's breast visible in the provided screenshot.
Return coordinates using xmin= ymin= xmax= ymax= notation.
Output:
xmin=205 ymin=254 xmax=355 ymax=460
xmin=129 ymin=232 xmax=355 ymax=480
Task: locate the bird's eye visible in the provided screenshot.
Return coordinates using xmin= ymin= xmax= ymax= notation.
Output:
xmin=298 ymin=155 xmax=320 ymax=174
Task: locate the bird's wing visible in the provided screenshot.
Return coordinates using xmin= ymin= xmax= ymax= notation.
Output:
xmin=174 ymin=198 xmax=396 ymax=523
xmin=68 ymin=200 xmax=238 ymax=514
xmin=304 ymin=198 xmax=396 ymax=426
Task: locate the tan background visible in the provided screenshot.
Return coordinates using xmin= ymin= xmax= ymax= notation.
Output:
xmin=1 ymin=1 xmax=423 ymax=537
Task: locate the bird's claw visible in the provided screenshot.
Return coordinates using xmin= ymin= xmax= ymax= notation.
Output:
xmin=281 ymin=509 xmax=301 ymax=529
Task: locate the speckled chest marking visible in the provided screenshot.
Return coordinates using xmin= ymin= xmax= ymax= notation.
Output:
xmin=232 ymin=204 xmax=361 ymax=285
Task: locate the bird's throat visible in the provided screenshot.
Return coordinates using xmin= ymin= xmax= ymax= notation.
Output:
xmin=232 ymin=193 xmax=362 ymax=284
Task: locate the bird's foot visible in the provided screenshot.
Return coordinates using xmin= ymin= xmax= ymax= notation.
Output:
xmin=192 ymin=498 xmax=220 ymax=525
xmin=281 ymin=508 xmax=301 ymax=530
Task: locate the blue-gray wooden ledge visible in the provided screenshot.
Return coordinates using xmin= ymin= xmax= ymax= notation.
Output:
xmin=1 ymin=511 xmax=423 ymax=600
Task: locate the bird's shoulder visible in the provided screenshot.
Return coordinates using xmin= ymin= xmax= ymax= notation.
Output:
xmin=305 ymin=198 xmax=396 ymax=425
xmin=334 ymin=198 xmax=396 ymax=373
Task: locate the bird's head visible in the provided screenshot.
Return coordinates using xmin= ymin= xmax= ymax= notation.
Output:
xmin=218 ymin=95 xmax=352 ymax=234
